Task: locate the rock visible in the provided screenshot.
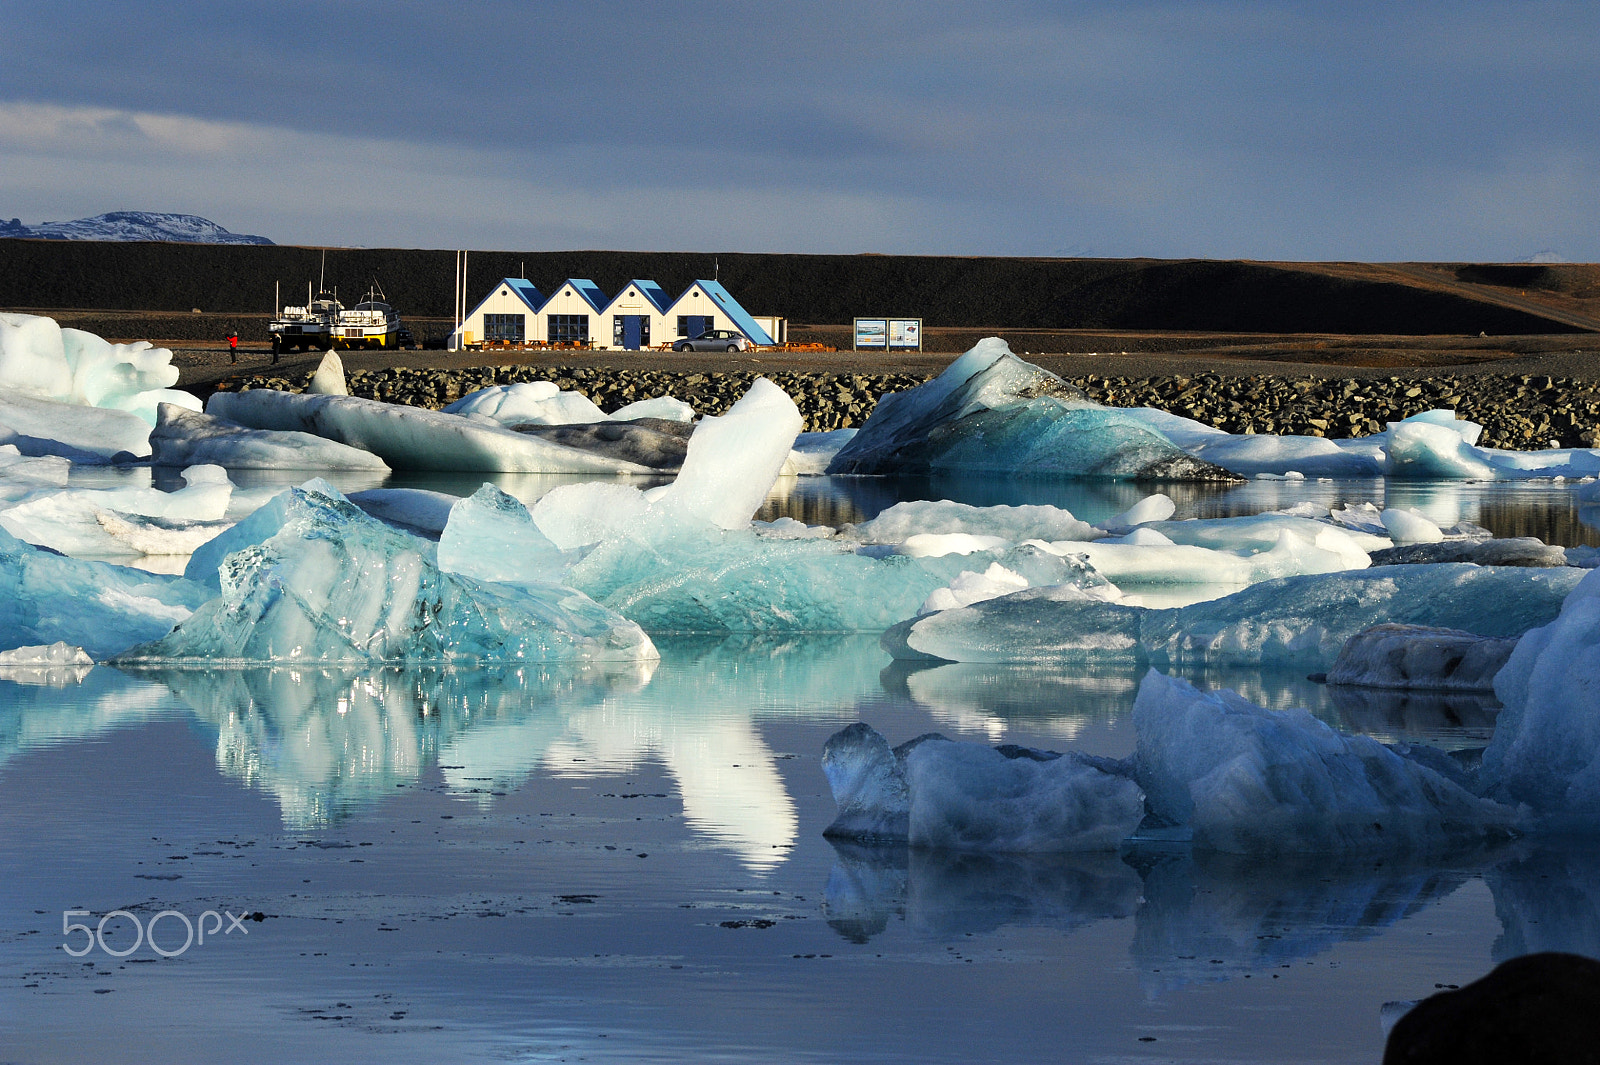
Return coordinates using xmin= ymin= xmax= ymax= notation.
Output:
xmin=1383 ymin=952 xmax=1600 ymax=1065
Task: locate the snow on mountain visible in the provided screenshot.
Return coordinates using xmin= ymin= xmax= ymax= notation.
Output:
xmin=0 ymin=211 xmax=273 ymax=245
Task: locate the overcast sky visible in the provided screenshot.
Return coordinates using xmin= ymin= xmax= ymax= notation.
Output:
xmin=1 ymin=1 xmax=1595 ymax=260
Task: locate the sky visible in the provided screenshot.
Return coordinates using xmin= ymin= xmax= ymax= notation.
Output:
xmin=1 ymin=0 xmax=1596 ymax=261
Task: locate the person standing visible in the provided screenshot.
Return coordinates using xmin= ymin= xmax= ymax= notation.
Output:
xmin=228 ymin=329 xmax=239 ymax=364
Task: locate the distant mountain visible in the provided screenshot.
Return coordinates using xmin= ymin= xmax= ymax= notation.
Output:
xmin=0 ymin=211 xmax=273 ymax=245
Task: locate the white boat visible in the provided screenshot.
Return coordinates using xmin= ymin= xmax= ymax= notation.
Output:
xmin=270 ymin=291 xmax=342 ymax=354
xmin=333 ymin=284 xmax=404 ymax=350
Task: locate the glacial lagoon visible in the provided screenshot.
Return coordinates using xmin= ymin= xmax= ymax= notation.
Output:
xmin=4 ymin=471 xmax=1600 ymax=1064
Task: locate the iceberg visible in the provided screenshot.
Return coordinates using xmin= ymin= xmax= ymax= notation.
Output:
xmin=885 ymin=564 xmax=1582 ymax=667
xmin=443 ymin=380 xmax=607 ymax=426
xmin=848 ymin=499 xmax=1100 ymax=545
xmin=206 ymin=388 xmax=654 ymax=473
xmin=117 ymin=485 xmax=657 ymax=665
xmin=1034 ymin=524 xmax=1370 ymax=587
xmin=0 ymin=391 xmax=155 ymax=462
xmin=150 ymin=403 xmax=390 ymax=470
xmin=821 ymin=723 xmax=1144 ymax=853
xmin=0 ymin=525 xmax=211 ymax=657
xmin=0 ymin=312 xmax=200 ymax=425
xmin=826 ymin=339 xmax=1239 ymax=481
xmin=1132 ymin=671 xmax=1517 ymax=854
xmin=1481 ymin=569 xmax=1600 ymax=823
xmin=513 ymin=418 xmax=691 ymax=471
xmin=1325 ymin=624 xmax=1518 ymax=692
xmin=438 ymin=483 xmax=566 ymax=584
xmin=0 ymin=463 xmax=233 ymax=559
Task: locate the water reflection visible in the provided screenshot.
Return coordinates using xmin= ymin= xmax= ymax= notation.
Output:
xmin=1325 ymin=685 xmax=1500 ymax=747
xmin=823 ymin=838 xmax=1517 ymax=992
xmin=75 ymin=635 xmax=892 ymax=870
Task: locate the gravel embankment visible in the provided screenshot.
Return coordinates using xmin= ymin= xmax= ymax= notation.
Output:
xmin=219 ymin=366 xmax=1600 ymax=449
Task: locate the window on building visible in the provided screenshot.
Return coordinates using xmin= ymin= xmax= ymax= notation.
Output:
xmin=548 ymin=314 xmax=589 ymax=345
xmin=483 ymin=313 xmax=525 ymax=343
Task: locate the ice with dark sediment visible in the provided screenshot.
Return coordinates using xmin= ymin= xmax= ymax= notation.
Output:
xmin=206 ymin=387 xmax=655 ymax=473
xmin=826 ymin=339 xmax=1240 ymax=481
xmin=117 ymin=484 xmax=657 ymax=666
xmin=883 ymin=564 xmax=1582 ymax=667
xmin=1324 ymin=624 xmax=1518 ymax=692
xmin=150 ymin=402 xmax=390 ymax=470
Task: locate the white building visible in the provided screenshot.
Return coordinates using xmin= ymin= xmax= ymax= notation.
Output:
xmin=451 ymin=277 xmax=776 ymax=351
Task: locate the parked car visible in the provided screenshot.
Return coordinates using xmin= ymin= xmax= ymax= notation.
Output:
xmin=673 ymin=329 xmax=748 ymax=352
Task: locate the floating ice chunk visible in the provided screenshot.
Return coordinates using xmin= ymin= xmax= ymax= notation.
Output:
xmin=513 ymin=418 xmax=690 ymax=471
xmin=530 ymin=377 xmax=801 ymax=545
xmin=1133 ymin=671 xmax=1517 ymax=854
xmin=1386 ymin=418 xmax=1496 ymax=479
xmin=821 ymin=723 xmax=1143 ymax=853
xmin=182 ymin=478 xmax=348 ymax=589
xmin=781 ymin=428 xmax=857 ymax=475
xmin=0 ymin=462 xmax=233 ymax=558
xmin=1481 ymin=569 xmax=1600 ymax=821
xmin=1033 ymin=525 xmax=1368 ymax=587
xmin=0 ymin=446 xmax=70 ymax=500
xmin=609 ymin=395 xmax=695 ymax=422
xmin=887 ymin=564 xmax=1582 ymax=666
xmin=920 ymin=563 xmax=1030 ymax=614
xmin=0 ymin=392 xmax=154 ymax=462
xmin=0 ymin=314 xmax=200 ymax=427
xmin=897 ymin=533 xmax=1012 ymax=558
xmin=827 ymin=339 xmax=1237 ymax=481
xmin=0 ymin=525 xmax=210 ymax=657
xmin=305 ymin=351 xmax=348 ymax=395
xmin=1149 ymin=513 xmax=1389 ymax=556
xmin=1097 ymin=493 xmax=1176 ymax=533
xmin=1370 ymin=537 xmax=1566 ymax=568
xmin=443 ymin=381 xmax=606 ymax=426
xmin=149 ymin=402 xmax=391 ymax=470
xmin=849 ymin=499 xmax=1099 ymax=545
xmin=1191 ymin=432 xmax=1380 ymax=478
xmin=648 ymin=377 xmax=802 ymax=529
xmin=752 ymin=516 xmax=836 ymax=540
xmin=438 ymin=484 xmax=565 ymax=584
xmin=114 ymin=487 xmax=657 ymax=665
xmin=0 ymin=641 xmax=92 ymax=666
xmin=1382 ymin=507 xmax=1444 ymax=544
xmin=1326 ymin=624 xmax=1518 ymax=692
xmin=207 ymin=388 xmax=652 ymax=473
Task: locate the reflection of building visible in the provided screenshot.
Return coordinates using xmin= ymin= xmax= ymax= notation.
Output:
xmin=450 ymin=278 xmax=778 ymax=351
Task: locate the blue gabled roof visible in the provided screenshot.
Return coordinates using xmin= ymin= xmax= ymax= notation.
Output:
xmin=596 ymin=279 xmax=674 ymax=316
xmin=463 ymin=277 xmax=544 ymax=322
xmin=542 ymin=278 xmax=608 ymax=315
xmin=694 ymin=280 xmax=774 ymax=345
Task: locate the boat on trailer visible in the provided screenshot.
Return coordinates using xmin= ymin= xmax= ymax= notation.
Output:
xmin=333 ymin=283 xmax=405 ymax=350
xmin=270 ymin=290 xmax=342 ymax=354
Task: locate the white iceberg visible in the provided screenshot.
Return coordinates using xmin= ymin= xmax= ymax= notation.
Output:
xmin=0 ymin=312 xmax=200 ymax=424
xmin=0 ymin=463 xmax=233 ymax=559
xmin=207 ymin=388 xmax=654 ymax=473
xmin=150 ymin=403 xmax=389 ymax=470
xmin=444 ymin=380 xmax=607 ymax=426
xmin=115 ymin=485 xmax=657 ymax=666
xmin=849 ymin=499 xmax=1100 ymax=545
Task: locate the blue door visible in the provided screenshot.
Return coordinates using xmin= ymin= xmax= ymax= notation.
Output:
xmin=623 ymin=315 xmax=643 ymax=350
xmin=688 ymin=315 xmax=711 ymax=338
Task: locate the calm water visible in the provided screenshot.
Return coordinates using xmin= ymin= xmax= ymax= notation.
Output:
xmin=5 ymin=471 xmax=1600 ymax=1062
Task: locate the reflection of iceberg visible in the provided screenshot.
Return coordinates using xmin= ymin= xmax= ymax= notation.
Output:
xmin=1486 ymin=846 xmax=1600 ymax=964
xmin=823 ymin=841 xmax=1139 ymax=942
xmin=0 ymin=667 xmax=180 ymax=770
xmin=1129 ymin=849 xmax=1484 ymax=992
xmin=140 ymin=663 xmax=656 ymax=828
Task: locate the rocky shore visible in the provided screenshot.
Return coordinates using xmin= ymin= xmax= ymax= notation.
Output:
xmin=218 ymin=365 xmax=1600 ymax=449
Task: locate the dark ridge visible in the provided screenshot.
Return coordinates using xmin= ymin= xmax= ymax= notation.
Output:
xmin=0 ymin=239 xmax=1587 ymax=335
